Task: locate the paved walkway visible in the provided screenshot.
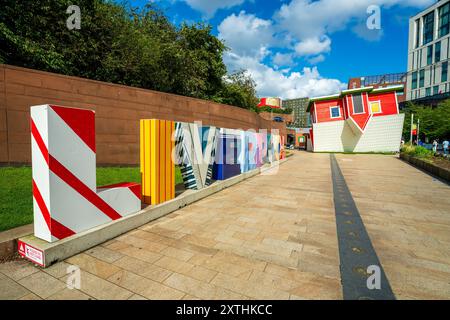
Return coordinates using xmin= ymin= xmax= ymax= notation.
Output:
xmin=1 ymin=152 xmax=450 ymax=300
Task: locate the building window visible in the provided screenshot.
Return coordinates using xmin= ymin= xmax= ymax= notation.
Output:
xmin=419 ymin=69 xmax=425 ymax=88
xmin=412 ymin=71 xmax=418 ymax=89
xmin=352 ymin=93 xmax=364 ymax=114
xmin=426 ymin=87 xmax=431 ymax=96
xmin=330 ymin=106 xmax=340 ymax=118
xmin=433 ymin=85 xmax=439 ymax=95
xmin=435 ymin=41 xmax=441 ymax=63
xmin=423 ymin=11 xmax=435 ymax=45
xmin=442 ymin=62 xmax=448 ymax=82
xmin=415 ymin=18 xmax=421 ymax=48
xmin=427 ymin=45 xmax=433 ymax=65
xmin=369 ymin=101 xmax=382 ymax=114
xmin=439 ymin=2 xmax=450 ymax=38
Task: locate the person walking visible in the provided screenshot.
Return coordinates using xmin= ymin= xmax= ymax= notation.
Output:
xmin=443 ymin=139 xmax=449 ymax=156
xmin=432 ymin=139 xmax=438 ymax=153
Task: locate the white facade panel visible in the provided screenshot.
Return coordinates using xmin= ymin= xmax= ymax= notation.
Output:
xmin=312 ymin=114 xmax=405 ymax=153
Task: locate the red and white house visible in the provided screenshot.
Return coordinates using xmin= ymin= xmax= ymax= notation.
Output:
xmin=307 ymin=85 xmax=405 ymax=152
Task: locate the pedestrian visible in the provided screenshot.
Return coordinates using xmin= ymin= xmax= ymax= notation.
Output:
xmin=432 ymin=139 xmax=438 ymax=153
xmin=443 ymin=139 xmax=449 ymax=156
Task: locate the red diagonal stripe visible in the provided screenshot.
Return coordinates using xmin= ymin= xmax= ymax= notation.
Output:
xmin=31 ymin=119 xmax=49 ymax=165
xmin=48 ymin=154 xmax=122 ymax=220
xmin=31 ymin=118 xmax=122 ymax=221
xmin=51 ymin=218 xmax=76 ymax=239
xmin=32 ymin=179 xmax=75 ymax=240
xmin=32 ymin=179 xmax=51 ymax=230
xmin=50 ymin=105 xmax=96 ymax=153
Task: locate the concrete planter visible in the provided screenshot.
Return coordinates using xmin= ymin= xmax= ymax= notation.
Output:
xmin=400 ymin=153 xmax=450 ymax=182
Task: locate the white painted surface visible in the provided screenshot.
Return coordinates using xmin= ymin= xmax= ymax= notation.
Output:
xmin=312 ymin=114 xmax=405 ymax=152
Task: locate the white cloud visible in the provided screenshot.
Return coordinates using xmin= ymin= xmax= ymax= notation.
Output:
xmin=276 ymin=0 xmax=434 ymax=53
xmin=216 ymin=0 xmax=433 ymax=98
xmin=224 ymin=52 xmax=346 ymax=99
xmin=218 ymin=11 xmax=274 ymax=57
xmin=272 ymin=52 xmax=294 ymax=67
xmin=307 ymin=54 xmax=326 ymax=65
xmin=294 ymin=36 xmax=331 ymax=56
xmin=184 ymin=0 xmax=245 ymax=18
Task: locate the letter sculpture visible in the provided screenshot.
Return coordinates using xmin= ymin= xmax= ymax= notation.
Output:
xmin=30 ymin=105 xmax=141 ymax=242
xmin=140 ymin=119 xmax=176 ymax=205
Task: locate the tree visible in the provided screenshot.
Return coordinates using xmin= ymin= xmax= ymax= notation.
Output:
xmin=214 ymin=70 xmax=259 ymax=110
xmin=402 ymin=100 xmax=450 ymax=141
xmin=0 ymin=0 xmax=257 ymax=110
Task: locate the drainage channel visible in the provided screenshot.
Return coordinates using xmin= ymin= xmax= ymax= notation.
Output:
xmin=330 ymin=154 xmax=395 ymax=300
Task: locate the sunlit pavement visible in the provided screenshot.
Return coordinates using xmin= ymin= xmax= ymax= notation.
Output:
xmin=1 ymin=151 xmax=449 ymax=300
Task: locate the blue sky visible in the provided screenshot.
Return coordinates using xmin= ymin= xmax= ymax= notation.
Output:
xmin=128 ymin=0 xmax=435 ymax=98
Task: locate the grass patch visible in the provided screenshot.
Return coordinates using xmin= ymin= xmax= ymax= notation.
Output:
xmin=0 ymin=166 xmax=182 ymax=232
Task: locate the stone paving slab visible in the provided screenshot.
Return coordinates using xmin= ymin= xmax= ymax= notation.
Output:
xmin=1 ymin=152 xmax=450 ymax=300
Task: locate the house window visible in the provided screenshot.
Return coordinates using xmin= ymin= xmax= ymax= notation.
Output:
xmin=435 ymin=41 xmax=441 ymax=63
xmin=442 ymin=62 xmax=448 ymax=82
xmin=412 ymin=71 xmax=418 ymax=89
xmin=426 ymin=87 xmax=431 ymax=96
xmin=423 ymin=11 xmax=434 ymax=45
xmin=439 ymin=2 xmax=450 ymax=38
xmin=419 ymin=69 xmax=425 ymax=88
xmin=370 ymin=101 xmax=382 ymax=114
xmin=330 ymin=106 xmax=340 ymax=118
xmin=352 ymin=93 xmax=364 ymax=114
xmin=427 ymin=45 xmax=433 ymax=65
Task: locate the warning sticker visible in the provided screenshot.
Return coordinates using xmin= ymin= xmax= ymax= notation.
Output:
xmin=17 ymin=240 xmax=44 ymax=267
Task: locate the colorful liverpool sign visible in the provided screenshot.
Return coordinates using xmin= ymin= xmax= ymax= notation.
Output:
xmin=30 ymin=105 xmax=141 ymax=243
xmin=28 ymin=106 xmax=284 ymax=245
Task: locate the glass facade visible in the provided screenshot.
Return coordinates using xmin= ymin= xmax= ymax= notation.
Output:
xmin=412 ymin=71 xmax=418 ymax=89
xmin=433 ymin=85 xmax=440 ymax=95
xmin=415 ymin=19 xmax=421 ymax=48
xmin=419 ymin=69 xmax=425 ymax=87
xmin=423 ymin=11 xmax=435 ymax=44
xmin=442 ymin=62 xmax=448 ymax=82
xmin=435 ymin=41 xmax=441 ymax=62
xmin=439 ymin=2 xmax=450 ymax=38
xmin=427 ymin=45 xmax=433 ymax=65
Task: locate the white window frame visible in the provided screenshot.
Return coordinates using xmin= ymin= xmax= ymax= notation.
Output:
xmin=369 ymin=100 xmax=382 ymax=114
xmin=352 ymin=93 xmax=366 ymax=115
xmin=329 ymin=106 xmax=341 ymax=119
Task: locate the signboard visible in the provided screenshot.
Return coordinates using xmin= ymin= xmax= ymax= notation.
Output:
xmin=18 ymin=240 xmax=44 ymax=267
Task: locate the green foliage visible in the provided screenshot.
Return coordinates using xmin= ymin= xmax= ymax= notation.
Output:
xmin=401 ymin=144 xmax=434 ymax=158
xmin=0 ymin=0 xmax=258 ymax=110
xmin=257 ymin=106 xmax=293 ymax=114
xmin=401 ymin=100 xmax=450 ymax=141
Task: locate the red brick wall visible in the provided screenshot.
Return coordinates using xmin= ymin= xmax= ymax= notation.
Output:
xmin=0 ymin=65 xmax=286 ymax=165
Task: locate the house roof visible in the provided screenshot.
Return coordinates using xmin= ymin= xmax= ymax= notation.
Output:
xmin=306 ymin=85 xmax=404 ymax=112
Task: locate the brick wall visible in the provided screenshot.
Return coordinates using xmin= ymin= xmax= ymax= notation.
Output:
xmin=0 ymin=65 xmax=286 ymax=165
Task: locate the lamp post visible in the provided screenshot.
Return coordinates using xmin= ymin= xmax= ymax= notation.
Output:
xmin=417 ymin=118 xmax=420 ymax=145
xmin=410 ymin=113 xmax=414 ymax=144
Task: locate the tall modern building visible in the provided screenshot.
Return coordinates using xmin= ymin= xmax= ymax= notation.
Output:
xmin=407 ymin=0 xmax=450 ymax=101
xmin=282 ymin=98 xmax=310 ymax=128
